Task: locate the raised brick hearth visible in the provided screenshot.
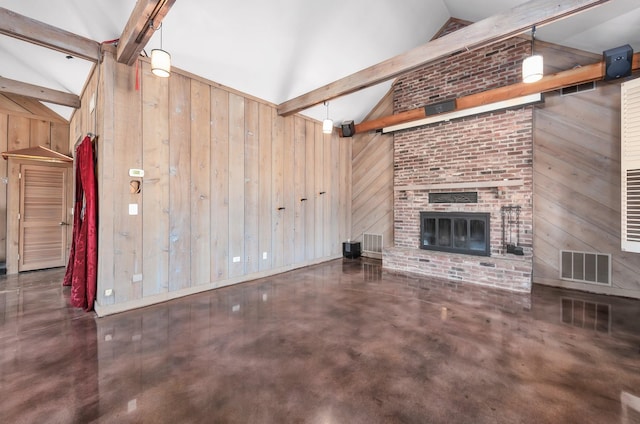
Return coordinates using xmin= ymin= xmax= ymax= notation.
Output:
xmin=383 ymin=20 xmax=533 ymax=292
xmin=383 ymin=247 xmax=531 ymax=292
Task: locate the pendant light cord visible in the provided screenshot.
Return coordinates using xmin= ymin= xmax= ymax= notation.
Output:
xmin=531 ymin=25 xmax=536 ymax=54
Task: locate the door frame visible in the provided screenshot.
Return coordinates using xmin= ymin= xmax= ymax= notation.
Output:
xmin=6 ymin=157 xmax=72 ymax=274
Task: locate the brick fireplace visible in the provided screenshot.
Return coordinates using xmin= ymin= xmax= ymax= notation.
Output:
xmin=382 ymin=20 xmax=533 ymax=292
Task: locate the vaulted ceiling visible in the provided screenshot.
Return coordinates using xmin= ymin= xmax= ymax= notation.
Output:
xmin=1 ymin=0 xmax=639 ymax=125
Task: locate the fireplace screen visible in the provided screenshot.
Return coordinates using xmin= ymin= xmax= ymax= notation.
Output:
xmin=420 ymin=212 xmax=490 ymax=256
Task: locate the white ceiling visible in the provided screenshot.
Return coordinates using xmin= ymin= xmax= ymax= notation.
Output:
xmin=1 ymin=0 xmax=640 ymax=125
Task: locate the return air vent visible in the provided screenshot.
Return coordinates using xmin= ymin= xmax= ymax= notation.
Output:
xmin=560 ymin=250 xmax=611 ymax=286
xmin=560 ymin=81 xmax=595 ymax=96
xmin=362 ymin=233 xmax=383 ymax=259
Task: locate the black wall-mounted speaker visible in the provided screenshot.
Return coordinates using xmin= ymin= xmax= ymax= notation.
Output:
xmin=341 ymin=120 xmax=355 ymax=137
xmin=603 ymin=44 xmax=633 ymax=81
xmin=424 ymin=99 xmax=456 ymax=116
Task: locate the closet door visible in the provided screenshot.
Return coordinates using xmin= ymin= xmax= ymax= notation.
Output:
xmin=19 ymin=164 xmax=69 ymax=271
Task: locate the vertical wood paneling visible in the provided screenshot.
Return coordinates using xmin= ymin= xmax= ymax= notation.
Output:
xmin=141 ymin=63 xmax=169 ymax=296
xmin=76 ymin=54 xmax=354 ymax=313
xmin=190 ymin=79 xmax=211 ymax=285
xmin=314 ymin=124 xmax=324 ymax=256
xmin=293 ymin=116 xmax=306 ymax=264
xmin=228 ymin=93 xmax=245 ymax=277
xmin=244 ymin=99 xmax=259 ymax=274
xmin=258 ymin=104 xmax=273 ymax=271
xmin=29 ymin=120 xmax=50 ymax=148
xmin=114 ymin=60 xmax=142 ymax=303
xmin=211 ymin=88 xmax=229 ymax=281
xmin=96 ymin=50 xmax=116 ymax=305
xmin=323 ymin=132 xmax=332 ymax=257
xmin=304 ymin=120 xmax=315 ymax=260
xmin=7 ymin=116 xmax=30 ymax=151
xmin=0 ymin=114 xmax=7 ymax=262
xmin=283 ymin=117 xmax=295 ymax=265
xmin=50 ymin=122 xmax=70 ymax=155
xmin=142 ymin=61 xmax=170 ymax=296
xmin=168 ymin=75 xmax=192 ymax=291
xmin=271 ymin=114 xmax=285 ymax=268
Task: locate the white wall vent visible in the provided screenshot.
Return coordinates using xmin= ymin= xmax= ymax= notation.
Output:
xmin=560 ymin=250 xmax=611 ymax=286
xmin=362 ymin=233 xmax=383 ymax=259
xmin=621 ymin=78 xmax=640 ymax=253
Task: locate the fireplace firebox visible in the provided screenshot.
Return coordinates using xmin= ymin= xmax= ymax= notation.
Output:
xmin=420 ymin=212 xmax=490 ymax=256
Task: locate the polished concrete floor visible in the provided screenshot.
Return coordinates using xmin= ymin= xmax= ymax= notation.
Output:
xmin=1 ymin=259 xmax=640 ymax=423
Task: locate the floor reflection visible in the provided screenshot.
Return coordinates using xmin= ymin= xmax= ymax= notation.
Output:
xmin=1 ymin=261 xmax=640 ymax=423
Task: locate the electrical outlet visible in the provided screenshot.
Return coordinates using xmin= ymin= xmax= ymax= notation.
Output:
xmin=104 ymin=288 xmax=113 ymax=296
xmin=129 ymin=204 xmax=138 ymax=215
xmin=262 ymin=252 xmax=268 ymax=260
xmin=132 ymin=274 xmax=143 ymax=282
xmin=232 ymin=304 xmax=240 ymax=312
xmin=233 ymin=256 xmax=241 ymax=263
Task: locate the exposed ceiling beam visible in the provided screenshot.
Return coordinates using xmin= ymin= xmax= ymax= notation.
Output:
xmin=0 ymin=7 xmax=100 ymax=62
xmin=0 ymin=77 xmax=80 ymax=108
xmin=353 ymin=53 xmax=640 ymax=135
xmin=117 ymin=0 xmax=177 ymax=65
xmin=277 ymin=0 xmax=610 ymax=117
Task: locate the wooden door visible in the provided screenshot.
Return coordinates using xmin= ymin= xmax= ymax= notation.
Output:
xmin=18 ymin=164 xmax=69 ymax=271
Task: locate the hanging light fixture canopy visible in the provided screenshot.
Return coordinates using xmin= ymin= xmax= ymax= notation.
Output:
xmin=151 ymin=22 xmax=171 ymax=78
xmin=322 ymin=101 xmax=333 ymax=134
xmin=522 ymin=25 xmax=543 ymax=83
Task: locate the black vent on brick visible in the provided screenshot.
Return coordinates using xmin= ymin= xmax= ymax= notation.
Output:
xmin=429 ymin=192 xmax=478 ymax=203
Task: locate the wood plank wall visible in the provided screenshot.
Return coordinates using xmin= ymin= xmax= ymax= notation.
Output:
xmin=351 ymin=90 xmax=394 ymax=251
xmin=0 ymin=94 xmax=71 ymax=268
xmin=533 ymin=44 xmax=640 ymax=298
xmin=71 ymin=47 xmax=350 ymax=314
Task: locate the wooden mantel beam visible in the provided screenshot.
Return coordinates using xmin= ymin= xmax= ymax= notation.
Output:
xmin=277 ymin=0 xmax=610 ymax=117
xmin=354 ymin=53 xmax=640 ymax=135
xmin=0 ymin=76 xmax=81 ymax=108
xmin=117 ymin=0 xmax=177 ymax=65
xmin=0 ymin=7 xmax=100 ymax=62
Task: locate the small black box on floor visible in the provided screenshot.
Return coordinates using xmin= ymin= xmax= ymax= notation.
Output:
xmin=342 ymin=242 xmax=361 ymax=259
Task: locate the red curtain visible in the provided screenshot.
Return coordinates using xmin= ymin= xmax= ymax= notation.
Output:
xmin=63 ymin=135 xmax=98 ymax=312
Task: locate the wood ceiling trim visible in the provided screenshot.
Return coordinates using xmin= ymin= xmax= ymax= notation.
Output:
xmin=277 ymin=0 xmax=611 ymax=117
xmin=0 ymin=76 xmax=80 ymax=109
xmin=117 ymin=0 xmax=177 ymax=65
xmin=353 ymin=53 xmax=640 ymax=135
xmin=0 ymin=7 xmax=100 ymax=62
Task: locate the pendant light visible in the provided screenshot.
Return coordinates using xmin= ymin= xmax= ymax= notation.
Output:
xmin=151 ymin=23 xmax=171 ymax=78
xmin=322 ymin=101 xmax=333 ymax=134
xmin=522 ymin=26 xmax=543 ymax=83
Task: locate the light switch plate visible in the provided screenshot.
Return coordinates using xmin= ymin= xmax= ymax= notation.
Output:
xmin=129 ymin=203 xmax=138 ymax=215
xmin=129 ymin=169 xmax=144 ymax=178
